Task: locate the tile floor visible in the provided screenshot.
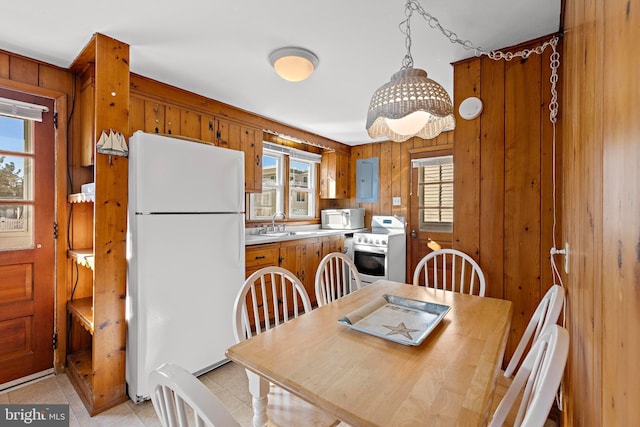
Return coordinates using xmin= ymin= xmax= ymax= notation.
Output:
xmin=0 ymin=362 xmax=256 ymax=427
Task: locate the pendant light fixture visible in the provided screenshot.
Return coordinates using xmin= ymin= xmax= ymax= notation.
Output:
xmin=366 ymin=0 xmax=455 ymax=142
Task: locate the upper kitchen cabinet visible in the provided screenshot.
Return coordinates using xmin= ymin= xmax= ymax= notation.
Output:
xmin=216 ymin=118 xmax=263 ymax=193
xmin=320 ymin=151 xmax=350 ymax=199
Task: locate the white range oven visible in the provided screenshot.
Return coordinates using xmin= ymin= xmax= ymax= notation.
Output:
xmin=353 ymin=215 xmax=406 ymax=285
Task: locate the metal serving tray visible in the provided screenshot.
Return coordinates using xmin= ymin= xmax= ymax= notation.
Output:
xmin=338 ymin=294 xmax=451 ymax=346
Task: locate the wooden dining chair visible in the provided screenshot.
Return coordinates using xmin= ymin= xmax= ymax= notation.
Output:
xmin=148 ymin=363 xmax=240 ymax=427
xmin=412 ymin=248 xmax=486 ymax=296
xmin=489 ymin=325 xmax=569 ymax=427
xmin=315 ymin=252 xmax=362 ymax=307
xmin=232 ymin=266 xmax=338 ymax=427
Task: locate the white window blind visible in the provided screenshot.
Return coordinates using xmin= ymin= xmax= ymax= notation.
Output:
xmin=0 ymin=97 xmax=49 ymax=122
xmin=413 ymin=155 xmax=453 ymax=231
xmin=263 ymin=141 xmax=321 ymax=163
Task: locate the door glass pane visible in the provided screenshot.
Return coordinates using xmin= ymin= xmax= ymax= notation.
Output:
xmin=0 ymin=115 xmax=34 ymax=249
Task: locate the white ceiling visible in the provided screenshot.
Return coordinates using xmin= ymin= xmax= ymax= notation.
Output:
xmin=1 ymin=0 xmax=561 ymax=146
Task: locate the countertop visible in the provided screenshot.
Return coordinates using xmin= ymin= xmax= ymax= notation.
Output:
xmin=245 ymin=227 xmax=364 ymax=246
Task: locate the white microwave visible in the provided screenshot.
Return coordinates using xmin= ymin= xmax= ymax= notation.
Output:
xmin=321 ymin=208 xmax=365 ymax=230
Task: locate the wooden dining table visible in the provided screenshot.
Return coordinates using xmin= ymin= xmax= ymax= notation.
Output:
xmin=226 ymin=280 xmax=513 ymax=427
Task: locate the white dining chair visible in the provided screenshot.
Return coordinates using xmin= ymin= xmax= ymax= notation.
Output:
xmin=232 ymin=266 xmax=338 ymax=427
xmin=148 ymin=363 xmax=240 ymax=427
xmin=504 ymin=285 xmax=565 ymax=377
xmin=489 ymin=325 xmax=569 ymax=427
xmin=315 ymin=252 xmax=362 ymax=307
xmin=412 ymin=248 xmax=486 ymax=296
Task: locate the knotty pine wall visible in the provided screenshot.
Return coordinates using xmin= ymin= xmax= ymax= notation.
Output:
xmin=561 ymin=0 xmax=639 ymax=425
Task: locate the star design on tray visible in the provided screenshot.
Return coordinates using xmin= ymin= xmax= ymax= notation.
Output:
xmin=382 ymin=322 xmax=421 ymax=340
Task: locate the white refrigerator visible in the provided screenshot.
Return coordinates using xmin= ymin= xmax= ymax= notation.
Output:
xmin=126 ymin=131 xmax=245 ymax=403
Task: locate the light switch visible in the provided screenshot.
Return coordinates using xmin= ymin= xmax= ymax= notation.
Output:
xmin=393 ymin=197 xmax=401 ymax=206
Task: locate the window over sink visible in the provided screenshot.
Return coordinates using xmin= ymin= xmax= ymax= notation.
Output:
xmin=249 ymin=143 xmax=319 ymax=220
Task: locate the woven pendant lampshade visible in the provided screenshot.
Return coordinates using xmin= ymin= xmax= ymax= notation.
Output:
xmin=366 ymin=67 xmax=455 ymax=142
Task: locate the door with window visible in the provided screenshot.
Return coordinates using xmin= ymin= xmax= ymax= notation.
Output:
xmin=0 ymin=89 xmax=55 ymax=386
xmin=408 ymin=150 xmax=454 ymax=281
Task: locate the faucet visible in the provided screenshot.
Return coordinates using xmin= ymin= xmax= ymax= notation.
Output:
xmin=271 ymin=212 xmax=286 ymax=232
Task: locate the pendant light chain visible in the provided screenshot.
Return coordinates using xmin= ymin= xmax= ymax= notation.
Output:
xmin=407 ymin=0 xmax=560 ymax=124
xmin=401 ymin=0 xmax=415 ymax=69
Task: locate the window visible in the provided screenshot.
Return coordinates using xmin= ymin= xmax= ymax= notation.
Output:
xmin=250 ymin=150 xmax=284 ymax=219
xmin=250 ymin=142 xmax=319 ymax=220
xmin=289 ymin=159 xmax=315 ymax=218
xmin=414 ymin=155 xmax=453 ymax=232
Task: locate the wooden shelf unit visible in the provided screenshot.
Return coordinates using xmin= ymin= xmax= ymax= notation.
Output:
xmin=67 ymin=297 xmax=94 ymax=334
xmin=69 ymin=249 xmax=94 ymax=270
xmin=65 ymin=33 xmax=130 ymax=416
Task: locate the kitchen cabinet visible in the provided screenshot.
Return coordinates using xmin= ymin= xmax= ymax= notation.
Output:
xmin=244 ymin=243 xmax=280 ymax=329
xmin=130 ymin=97 xmax=262 ymax=193
xmin=216 ymin=118 xmax=263 ymax=193
xmin=245 ymin=235 xmax=345 ymax=308
xmin=140 ymin=100 xmax=201 ymax=140
xmin=66 ymin=34 xmax=129 ymax=416
xmin=321 ymin=235 xmax=344 ymax=258
xmin=278 ymin=237 xmax=322 ymax=306
xmin=319 ymin=151 xmax=350 ymax=199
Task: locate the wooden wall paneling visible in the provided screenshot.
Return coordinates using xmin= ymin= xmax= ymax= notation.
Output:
xmin=401 ymin=139 xmax=415 ymax=280
xmin=562 ymin=0 xmax=604 ymax=424
xmin=144 ymin=100 xmax=165 ymax=134
xmin=452 ymin=60 xmax=481 ymax=261
xmin=601 ymin=0 xmax=639 ymax=425
xmin=9 ymin=56 xmax=38 ymax=86
xmin=478 ymin=57 xmax=506 ymax=300
xmin=129 ymin=96 xmax=144 ymax=136
xmin=38 ymin=64 xmax=74 ymax=95
xmin=503 ymin=53 xmax=543 ymax=361
xmin=180 ymin=108 xmax=201 ymax=140
xmin=165 ymin=104 xmax=180 ymax=135
xmin=0 ymin=52 xmax=8 ymax=77
xmin=391 ymin=139 xmax=403 ymax=218
xmin=379 ymin=142 xmax=392 ymax=215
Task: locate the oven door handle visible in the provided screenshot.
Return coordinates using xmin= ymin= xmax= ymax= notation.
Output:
xmin=353 ymin=245 xmax=387 ymax=255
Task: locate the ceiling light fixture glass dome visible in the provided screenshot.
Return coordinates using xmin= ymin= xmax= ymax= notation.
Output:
xmin=269 ymin=47 xmax=319 ymax=82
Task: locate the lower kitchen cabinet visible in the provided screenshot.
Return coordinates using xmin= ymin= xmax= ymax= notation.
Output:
xmin=279 ymin=238 xmax=322 ymax=306
xmin=244 ymin=235 xmax=345 ymax=310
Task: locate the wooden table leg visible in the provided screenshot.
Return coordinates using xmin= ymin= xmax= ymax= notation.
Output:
xmin=246 ymin=370 xmax=269 ymax=427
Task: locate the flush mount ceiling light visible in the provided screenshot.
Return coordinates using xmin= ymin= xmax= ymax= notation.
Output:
xmin=269 ymin=47 xmax=319 ymax=82
xmin=366 ymin=0 xmax=455 ymax=142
